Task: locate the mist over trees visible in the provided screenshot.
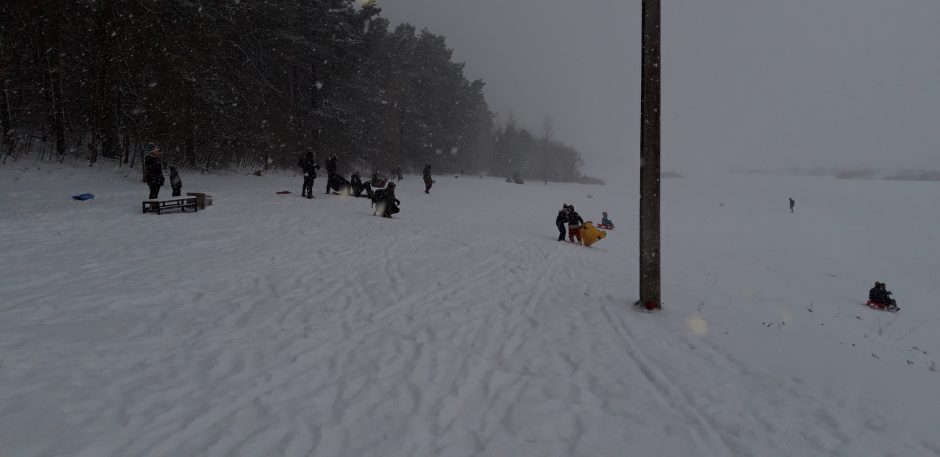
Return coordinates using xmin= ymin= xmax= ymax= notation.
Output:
xmin=0 ymin=0 xmax=594 ymax=182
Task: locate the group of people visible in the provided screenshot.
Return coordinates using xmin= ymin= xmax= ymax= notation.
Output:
xmin=143 ymin=143 xmax=183 ymax=199
xmin=556 ymin=204 xmax=586 ymax=243
xmin=555 ymin=204 xmax=614 ymax=244
xmin=297 ymin=152 xmax=431 ymax=218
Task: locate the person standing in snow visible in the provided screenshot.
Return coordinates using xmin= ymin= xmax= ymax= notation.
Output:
xmin=789 ymin=197 xmax=795 ymax=213
xmin=297 ymin=151 xmax=319 ymax=199
xmin=169 ymin=165 xmax=183 ymax=197
xmin=423 ymin=164 xmax=433 ymax=194
xmin=143 ymin=143 xmax=164 ymax=199
xmin=325 ymin=154 xmax=338 ymax=194
xmin=556 ymin=204 xmax=570 ymax=241
xmin=567 ymin=205 xmax=584 ymax=244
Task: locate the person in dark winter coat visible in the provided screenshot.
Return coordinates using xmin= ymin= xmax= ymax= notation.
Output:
xmin=374 ymin=181 xmax=400 ymax=218
xmin=869 ymin=282 xmax=883 ymax=303
xmin=423 ymin=164 xmax=433 ymax=194
xmin=298 ymin=152 xmax=319 ymax=199
xmin=556 ymin=204 xmax=570 ymax=241
xmin=879 ymin=282 xmax=895 ymax=307
xmin=789 ymin=197 xmax=795 ymax=213
xmin=350 ymin=172 xmax=365 ymax=197
xmin=567 ymin=205 xmax=584 ymax=244
xmin=325 ymin=155 xmax=338 ymax=194
xmin=169 ymin=165 xmax=183 ymax=197
xmin=143 ymin=143 xmax=164 ymax=199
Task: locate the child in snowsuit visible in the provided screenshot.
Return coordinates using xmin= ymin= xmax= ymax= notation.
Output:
xmin=169 ymin=166 xmax=183 ymax=197
xmin=556 ymin=205 xmax=570 ymax=241
xmin=789 ymin=197 xmax=795 ymax=213
xmin=567 ymin=205 xmax=584 ymax=244
xmin=601 ymin=211 xmax=614 ymax=227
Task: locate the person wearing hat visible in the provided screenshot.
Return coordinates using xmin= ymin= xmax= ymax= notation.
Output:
xmin=555 ymin=204 xmax=570 ymax=241
xmin=143 ymin=143 xmax=164 ymax=199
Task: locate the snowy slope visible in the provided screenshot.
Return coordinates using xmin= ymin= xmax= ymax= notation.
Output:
xmin=1 ymin=162 xmax=938 ymax=457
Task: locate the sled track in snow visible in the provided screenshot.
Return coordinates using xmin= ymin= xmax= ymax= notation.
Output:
xmin=599 ymin=304 xmax=736 ymax=457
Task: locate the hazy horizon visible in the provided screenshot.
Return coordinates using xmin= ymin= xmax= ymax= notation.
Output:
xmin=376 ymin=0 xmax=940 ymax=182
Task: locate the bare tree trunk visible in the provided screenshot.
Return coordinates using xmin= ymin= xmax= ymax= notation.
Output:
xmin=1 ymin=80 xmax=14 ymax=159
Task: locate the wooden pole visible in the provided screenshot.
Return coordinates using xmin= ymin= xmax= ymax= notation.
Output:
xmin=639 ymin=0 xmax=662 ymax=310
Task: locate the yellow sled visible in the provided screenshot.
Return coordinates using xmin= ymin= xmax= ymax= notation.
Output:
xmin=580 ymin=221 xmax=606 ymax=247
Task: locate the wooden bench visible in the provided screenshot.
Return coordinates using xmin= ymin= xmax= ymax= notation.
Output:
xmin=142 ymin=196 xmax=198 ymax=214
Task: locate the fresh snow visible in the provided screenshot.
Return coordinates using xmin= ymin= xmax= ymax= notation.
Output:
xmin=1 ymin=162 xmax=938 ymax=457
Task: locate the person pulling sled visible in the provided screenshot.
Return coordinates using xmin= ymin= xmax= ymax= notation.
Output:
xmin=567 ymin=205 xmax=584 ymax=244
xmin=556 ymin=204 xmax=570 ymax=241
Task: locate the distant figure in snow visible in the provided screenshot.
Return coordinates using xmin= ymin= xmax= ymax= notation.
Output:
xmin=392 ymin=166 xmax=404 ymax=181
xmin=325 ymin=154 xmax=338 ymax=194
xmin=556 ymin=204 xmax=570 ymax=241
xmin=601 ymin=211 xmax=614 ymax=228
xmin=169 ymin=165 xmax=183 ymax=197
xmin=869 ymin=281 xmax=896 ymax=308
xmin=567 ymin=205 xmax=584 ymax=244
xmin=423 ymin=164 xmax=433 ymax=194
xmin=789 ymin=197 xmax=795 ymax=213
xmin=297 ymin=151 xmax=319 ymax=199
xmin=143 ymin=143 xmax=164 ymax=199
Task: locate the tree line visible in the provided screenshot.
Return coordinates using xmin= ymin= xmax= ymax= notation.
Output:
xmin=0 ymin=0 xmax=596 ymax=182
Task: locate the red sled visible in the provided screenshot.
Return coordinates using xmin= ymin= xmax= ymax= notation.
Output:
xmin=865 ymin=300 xmax=899 ymax=313
xmin=597 ymin=223 xmax=615 ymax=230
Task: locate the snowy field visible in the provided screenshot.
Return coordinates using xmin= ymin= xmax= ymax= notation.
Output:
xmin=1 ymin=161 xmax=939 ymax=457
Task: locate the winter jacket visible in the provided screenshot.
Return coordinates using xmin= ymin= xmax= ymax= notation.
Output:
xmin=144 ymin=155 xmax=164 ymax=185
xmin=567 ymin=211 xmax=584 ymax=228
xmin=423 ymin=165 xmax=432 ymax=181
xmin=326 ymin=156 xmax=337 ymax=175
xmin=169 ymin=169 xmax=182 ymax=189
xmin=298 ymin=156 xmax=319 ymax=177
xmin=556 ymin=210 xmax=568 ymax=226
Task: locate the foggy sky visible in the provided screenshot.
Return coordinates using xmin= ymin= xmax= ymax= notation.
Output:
xmin=376 ymin=0 xmax=940 ymax=180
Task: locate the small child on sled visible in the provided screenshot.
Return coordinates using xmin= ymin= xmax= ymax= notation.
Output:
xmin=597 ymin=211 xmax=614 ymax=230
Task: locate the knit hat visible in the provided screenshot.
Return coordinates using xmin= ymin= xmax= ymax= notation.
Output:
xmin=146 ymin=143 xmax=159 ymax=153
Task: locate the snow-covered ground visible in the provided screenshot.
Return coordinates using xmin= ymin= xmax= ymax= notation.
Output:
xmin=2 ymin=161 xmax=938 ymax=457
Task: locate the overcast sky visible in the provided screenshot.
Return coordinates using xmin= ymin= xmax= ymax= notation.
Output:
xmin=376 ymin=0 xmax=940 ymax=180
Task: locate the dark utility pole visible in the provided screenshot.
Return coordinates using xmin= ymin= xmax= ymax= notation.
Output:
xmin=639 ymin=0 xmax=662 ymax=310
